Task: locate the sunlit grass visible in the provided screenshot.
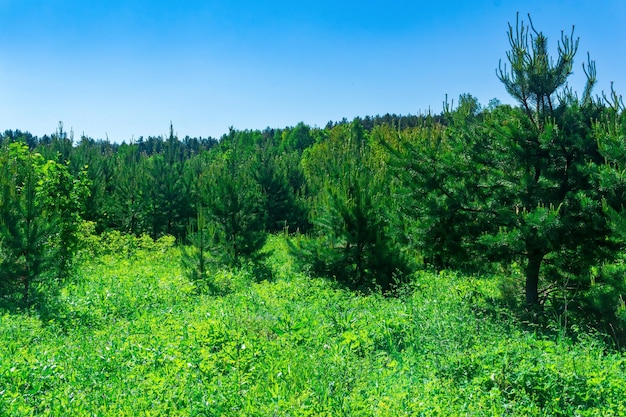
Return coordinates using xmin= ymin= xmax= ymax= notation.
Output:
xmin=0 ymin=235 xmax=624 ymax=416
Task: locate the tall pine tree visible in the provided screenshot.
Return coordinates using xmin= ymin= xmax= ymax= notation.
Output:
xmin=390 ymin=15 xmax=618 ymax=306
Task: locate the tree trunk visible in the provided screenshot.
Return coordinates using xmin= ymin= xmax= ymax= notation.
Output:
xmin=525 ymin=252 xmax=544 ymax=305
xmin=21 ymin=274 xmax=29 ymax=309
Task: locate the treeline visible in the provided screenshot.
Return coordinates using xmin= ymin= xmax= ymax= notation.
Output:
xmin=0 ymin=113 xmax=444 ymax=306
xmin=1 ymin=112 xmax=431 ymax=241
xmin=2 ymin=122 xmax=301 ymax=238
xmin=2 ymin=15 xmax=626 ymax=345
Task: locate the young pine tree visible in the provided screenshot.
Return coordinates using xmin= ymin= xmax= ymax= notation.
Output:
xmin=181 ymin=206 xmax=221 ymax=293
xmin=0 ymin=142 xmax=88 ymax=308
xmin=390 ymin=15 xmax=618 ymax=308
xmin=199 ymin=131 xmax=267 ymax=269
xmin=298 ymin=121 xmax=409 ymax=293
xmin=146 ymin=124 xmax=190 ymax=239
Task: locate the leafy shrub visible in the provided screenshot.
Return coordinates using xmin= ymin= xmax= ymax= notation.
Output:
xmin=78 ymin=224 xmax=176 ymax=260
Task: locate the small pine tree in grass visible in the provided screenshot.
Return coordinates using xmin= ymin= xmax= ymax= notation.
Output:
xmin=181 ymin=206 xmax=220 ymax=293
xmin=297 ymin=121 xmax=410 ymax=293
xmin=0 ymin=142 xmax=89 ymax=308
xmin=108 ymin=143 xmax=149 ymax=235
xmin=195 ymin=130 xmax=268 ymax=272
xmin=147 ymin=124 xmax=190 ymax=239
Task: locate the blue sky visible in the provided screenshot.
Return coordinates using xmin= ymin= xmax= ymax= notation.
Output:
xmin=1 ymin=1 xmax=625 ymax=141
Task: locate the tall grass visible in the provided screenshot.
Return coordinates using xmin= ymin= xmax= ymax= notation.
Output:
xmin=1 ymin=235 xmax=624 ymax=416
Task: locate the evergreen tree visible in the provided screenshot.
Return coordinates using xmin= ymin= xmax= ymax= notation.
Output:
xmin=390 ymin=15 xmax=618 ymax=306
xmin=109 ymin=143 xmax=150 ymax=235
xmin=255 ymin=140 xmax=309 ymax=233
xmin=68 ymin=136 xmax=111 ymax=231
xmin=181 ymin=206 xmax=221 ymax=293
xmin=37 ymin=122 xmax=74 ymax=163
xmin=200 ymin=130 xmax=267 ymax=269
xmin=299 ymin=121 xmax=409 ymax=292
xmin=147 ymin=130 xmax=189 ymax=238
xmin=0 ymin=142 xmax=88 ymax=308
xmin=85 ymin=139 xmax=117 ymax=233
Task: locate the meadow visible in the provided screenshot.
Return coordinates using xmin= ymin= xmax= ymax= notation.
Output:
xmin=4 ymin=11 xmax=626 ymax=415
xmin=1 ymin=233 xmax=625 ymax=416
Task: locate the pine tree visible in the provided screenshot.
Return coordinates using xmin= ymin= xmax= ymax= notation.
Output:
xmin=390 ymin=15 xmax=618 ymax=306
xmin=255 ymin=139 xmax=309 ymax=233
xmin=200 ymin=130 xmax=267 ymax=269
xmin=147 ymin=124 xmax=190 ymax=239
xmin=298 ymin=121 xmax=409 ymax=292
xmin=181 ymin=206 xmax=221 ymax=293
xmin=109 ymin=143 xmax=149 ymax=235
xmin=0 ymin=142 xmax=88 ymax=308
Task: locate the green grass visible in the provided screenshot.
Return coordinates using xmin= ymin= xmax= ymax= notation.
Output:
xmin=1 ymin=235 xmax=625 ymax=416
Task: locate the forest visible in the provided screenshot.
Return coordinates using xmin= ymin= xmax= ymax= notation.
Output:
xmin=1 ymin=15 xmax=626 ymax=416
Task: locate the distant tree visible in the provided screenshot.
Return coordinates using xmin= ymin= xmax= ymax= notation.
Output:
xmin=279 ymin=122 xmax=315 ymax=152
xmin=1 ymin=129 xmax=38 ymax=149
xmin=37 ymin=122 xmax=74 ymax=163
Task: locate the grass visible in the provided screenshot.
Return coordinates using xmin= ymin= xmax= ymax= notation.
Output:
xmin=1 ymin=235 xmax=625 ymax=416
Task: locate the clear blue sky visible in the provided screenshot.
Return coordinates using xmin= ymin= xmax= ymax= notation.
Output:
xmin=1 ymin=0 xmax=625 ymax=141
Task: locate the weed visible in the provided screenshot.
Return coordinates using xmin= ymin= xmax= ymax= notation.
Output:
xmin=0 ymin=234 xmax=624 ymax=415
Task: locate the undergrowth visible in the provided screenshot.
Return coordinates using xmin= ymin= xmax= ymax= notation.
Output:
xmin=0 ymin=235 xmax=625 ymax=416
